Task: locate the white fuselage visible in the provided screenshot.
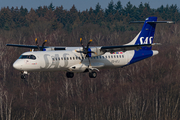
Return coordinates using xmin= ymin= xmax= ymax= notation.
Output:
xmin=13 ymin=47 xmax=158 ymax=73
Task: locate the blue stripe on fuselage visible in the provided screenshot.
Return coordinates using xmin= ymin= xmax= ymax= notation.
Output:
xmin=129 ymin=50 xmax=153 ymax=64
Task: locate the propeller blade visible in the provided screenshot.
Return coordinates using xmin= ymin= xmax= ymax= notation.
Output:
xmin=88 ymin=57 xmax=91 ymax=67
xmin=80 ymin=38 xmax=85 ymax=50
xmin=87 ymin=39 xmax=92 ymax=49
xmin=80 ymin=38 xmax=82 ymax=43
xmin=86 ymin=51 xmax=97 ymax=55
xmin=76 ymin=51 xmax=84 ymax=53
xmin=35 ymin=38 xmax=40 ymax=50
xmin=79 ymin=54 xmax=86 ymax=64
xmin=41 ymin=40 xmax=47 ymax=51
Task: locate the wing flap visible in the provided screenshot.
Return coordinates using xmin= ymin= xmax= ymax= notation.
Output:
xmin=100 ymin=44 xmax=153 ymax=53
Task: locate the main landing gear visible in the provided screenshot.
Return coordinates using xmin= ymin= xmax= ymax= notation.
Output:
xmin=66 ymin=71 xmax=97 ymax=78
xmin=66 ymin=72 xmax=74 ymax=78
xmin=21 ymin=71 xmax=28 ymax=79
xmin=89 ymin=71 xmax=97 ymax=78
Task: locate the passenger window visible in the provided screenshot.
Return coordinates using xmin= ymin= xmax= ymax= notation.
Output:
xmin=108 ymin=56 xmax=110 ymax=58
xmin=67 ymin=57 xmax=69 ymax=60
xmin=119 ymin=55 xmax=121 ymax=58
xmin=52 ymin=58 xmax=55 ymax=61
xmin=122 ymin=55 xmax=124 ymax=58
xmin=96 ymin=56 xmax=98 ymax=59
xmin=64 ymin=57 xmax=66 ymax=60
xmin=70 ymin=57 xmax=72 ymax=60
xmin=117 ymin=55 xmax=118 ymax=58
xmin=61 ymin=57 xmax=63 ymax=60
xmin=58 ymin=57 xmax=60 ymax=60
xmin=111 ymin=55 xmax=113 ymax=58
xmin=73 ymin=57 xmax=75 ymax=60
xmin=114 ymin=55 xmax=116 ymax=58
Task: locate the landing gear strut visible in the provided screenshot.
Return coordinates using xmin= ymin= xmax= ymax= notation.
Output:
xmin=21 ymin=71 xmax=28 ymax=79
xmin=66 ymin=72 xmax=74 ymax=78
xmin=89 ymin=71 xmax=97 ymax=78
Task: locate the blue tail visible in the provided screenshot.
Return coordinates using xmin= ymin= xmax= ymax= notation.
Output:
xmin=127 ymin=17 xmax=157 ymax=50
xmin=128 ymin=17 xmax=158 ymax=64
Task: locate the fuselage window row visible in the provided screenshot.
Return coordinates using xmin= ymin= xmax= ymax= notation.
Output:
xmin=52 ymin=54 xmax=124 ymax=61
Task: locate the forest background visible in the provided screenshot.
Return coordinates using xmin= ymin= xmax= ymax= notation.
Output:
xmin=0 ymin=1 xmax=180 ymax=120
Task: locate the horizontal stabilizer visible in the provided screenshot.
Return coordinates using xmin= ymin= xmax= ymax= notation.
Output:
xmin=130 ymin=21 xmax=175 ymax=24
xmin=152 ymin=43 xmax=162 ymax=45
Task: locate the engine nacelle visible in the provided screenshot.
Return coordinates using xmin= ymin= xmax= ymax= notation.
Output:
xmin=90 ymin=47 xmax=104 ymax=57
xmin=43 ymin=47 xmax=55 ymax=51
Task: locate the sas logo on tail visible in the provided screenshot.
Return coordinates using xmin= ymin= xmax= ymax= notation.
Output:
xmin=140 ymin=37 xmax=153 ymax=44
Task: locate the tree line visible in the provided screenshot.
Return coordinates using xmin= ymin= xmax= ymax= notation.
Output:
xmin=0 ymin=1 xmax=179 ymax=32
xmin=0 ymin=1 xmax=180 ymax=120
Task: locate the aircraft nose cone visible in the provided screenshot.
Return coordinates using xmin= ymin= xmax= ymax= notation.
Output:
xmin=13 ymin=60 xmax=22 ymax=70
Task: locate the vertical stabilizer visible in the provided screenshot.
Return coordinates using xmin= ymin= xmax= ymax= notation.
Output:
xmin=126 ymin=17 xmax=157 ymax=50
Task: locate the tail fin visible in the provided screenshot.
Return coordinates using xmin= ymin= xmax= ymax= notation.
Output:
xmin=127 ymin=17 xmax=157 ymax=50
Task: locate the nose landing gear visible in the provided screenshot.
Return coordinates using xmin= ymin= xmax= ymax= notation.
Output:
xmin=21 ymin=71 xmax=29 ymax=79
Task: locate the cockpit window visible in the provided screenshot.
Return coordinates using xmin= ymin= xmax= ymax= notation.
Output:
xmin=19 ymin=55 xmax=36 ymax=60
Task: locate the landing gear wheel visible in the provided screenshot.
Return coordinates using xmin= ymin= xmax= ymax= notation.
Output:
xmin=21 ymin=74 xmax=28 ymax=79
xmin=20 ymin=71 xmax=28 ymax=79
xmin=66 ymin=72 xmax=74 ymax=78
xmin=21 ymin=75 xmax=26 ymax=79
xmin=89 ymin=71 xmax=97 ymax=78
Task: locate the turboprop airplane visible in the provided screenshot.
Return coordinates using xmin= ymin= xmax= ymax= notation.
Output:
xmin=6 ymin=17 xmax=174 ymax=79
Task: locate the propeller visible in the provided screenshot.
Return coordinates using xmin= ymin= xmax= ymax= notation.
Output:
xmin=76 ymin=38 xmax=95 ymax=67
xmin=77 ymin=38 xmax=95 ymax=56
xmin=35 ymin=38 xmax=47 ymax=51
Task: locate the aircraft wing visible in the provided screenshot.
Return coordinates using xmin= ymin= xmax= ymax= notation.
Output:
xmin=7 ymin=44 xmax=40 ymax=49
xmin=6 ymin=44 xmax=66 ymax=50
xmin=100 ymin=43 xmax=159 ymax=53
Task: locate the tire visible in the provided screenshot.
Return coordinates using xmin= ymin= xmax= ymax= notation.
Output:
xmin=89 ymin=71 xmax=97 ymax=78
xmin=66 ymin=72 xmax=74 ymax=78
xmin=21 ymin=75 xmax=26 ymax=79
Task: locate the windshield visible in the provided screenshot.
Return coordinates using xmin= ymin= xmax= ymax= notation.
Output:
xmin=19 ymin=55 xmax=36 ymax=60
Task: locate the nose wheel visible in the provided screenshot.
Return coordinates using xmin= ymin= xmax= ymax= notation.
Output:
xmin=21 ymin=71 xmax=28 ymax=79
